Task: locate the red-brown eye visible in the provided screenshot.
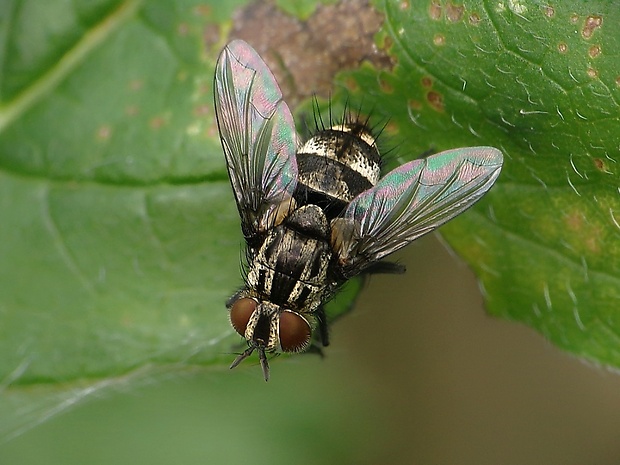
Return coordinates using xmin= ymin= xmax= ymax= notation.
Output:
xmin=279 ymin=311 xmax=311 ymax=352
xmin=230 ymin=298 xmax=257 ymax=336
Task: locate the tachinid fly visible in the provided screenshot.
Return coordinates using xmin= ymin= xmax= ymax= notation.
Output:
xmin=214 ymin=40 xmax=503 ymax=380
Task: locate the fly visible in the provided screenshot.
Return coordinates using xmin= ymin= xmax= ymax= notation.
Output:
xmin=213 ymin=40 xmax=503 ymax=380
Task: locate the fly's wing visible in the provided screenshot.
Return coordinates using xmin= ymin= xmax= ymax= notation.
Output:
xmin=214 ymin=40 xmax=298 ymax=242
xmin=332 ymin=147 xmax=503 ymax=277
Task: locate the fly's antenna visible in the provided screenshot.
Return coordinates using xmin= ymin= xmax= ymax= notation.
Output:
xmin=229 ymin=344 xmax=270 ymax=381
xmin=230 ymin=346 xmax=255 ymax=370
xmin=258 ymin=347 xmax=270 ymax=381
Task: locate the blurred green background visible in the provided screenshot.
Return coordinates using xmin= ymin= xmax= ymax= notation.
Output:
xmin=3 ymin=235 xmax=620 ymax=464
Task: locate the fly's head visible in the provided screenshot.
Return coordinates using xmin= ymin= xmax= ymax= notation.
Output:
xmin=228 ymin=294 xmax=313 ymax=381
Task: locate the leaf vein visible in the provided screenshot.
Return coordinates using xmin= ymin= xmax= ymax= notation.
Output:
xmin=41 ymin=184 xmax=96 ymax=294
xmin=0 ymin=0 xmax=143 ymax=133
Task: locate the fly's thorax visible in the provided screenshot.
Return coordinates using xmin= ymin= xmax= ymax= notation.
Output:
xmin=258 ymin=195 xmax=297 ymax=232
xmin=241 ymin=195 xmax=297 ymax=250
xmin=228 ymin=296 xmax=313 ymax=353
xmin=329 ymin=216 xmax=364 ymax=280
xmin=329 ymin=122 xmax=377 ymax=148
xmin=285 ymin=203 xmax=329 ymax=239
xmin=295 ymin=124 xmax=381 ymax=217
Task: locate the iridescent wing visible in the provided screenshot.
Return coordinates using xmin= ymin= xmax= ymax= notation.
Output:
xmin=332 ymin=146 xmax=503 ymax=277
xmin=214 ymin=40 xmax=298 ymax=242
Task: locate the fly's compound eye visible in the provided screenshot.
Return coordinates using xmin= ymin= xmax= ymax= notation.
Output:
xmin=279 ymin=311 xmax=311 ymax=352
xmin=230 ymin=298 xmax=257 ymax=336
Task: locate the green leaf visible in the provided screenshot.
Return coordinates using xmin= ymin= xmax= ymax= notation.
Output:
xmin=0 ymin=1 xmax=366 ymax=438
xmin=0 ymin=0 xmax=228 ymax=435
xmin=336 ymin=0 xmax=619 ymax=365
xmin=275 ymin=0 xmax=338 ymax=20
xmin=1 ymin=0 xmax=619 ymax=441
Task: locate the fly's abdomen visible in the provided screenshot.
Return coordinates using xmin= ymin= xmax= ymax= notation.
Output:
xmin=247 ymin=205 xmax=332 ymax=313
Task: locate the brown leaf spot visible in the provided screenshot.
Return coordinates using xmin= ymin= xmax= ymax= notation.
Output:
xmin=564 ymin=210 xmax=583 ymax=231
xmin=433 ymin=34 xmax=446 ymax=46
xmin=543 ymin=5 xmax=555 ymax=18
xmin=379 ymin=78 xmax=393 ymax=94
xmin=569 ymin=13 xmax=579 ymax=24
xmin=585 ymin=236 xmax=600 ymax=254
xmin=194 ymin=104 xmax=210 ymax=116
xmin=426 ymin=91 xmax=444 ymax=112
xmin=344 ymin=77 xmax=359 ymax=92
xmin=582 ymin=15 xmax=602 ymax=39
xmin=125 ymin=105 xmax=139 ymax=116
xmin=193 ymin=5 xmax=211 ymax=17
xmin=429 ymin=0 xmax=442 ymax=20
xmin=400 ymin=0 xmax=410 ymax=10
xmin=557 ymin=42 xmax=568 ymax=53
xmin=587 ymin=67 xmax=598 ymax=79
xmin=593 ymin=158 xmax=605 ymax=171
xmin=616 ymin=76 xmax=620 ymax=87
xmin=129 ymin=79 xmax=143 ymax=91
xmin=96 ymin=125 xmax=112 ymax=141
xmin=469 ymin=12 xmax=481 ymax=25
xmin=385 ymin=121 xmax=399 ymax=135
xmin=445 ymin=2 xmax=464 ymax=22
xmin=563 ymin=210 xmax=602 ymax=255
xmin=421 ymin=76 xmax=433 ymax=88
xmin=177 ymin=22 xmax=189 ymax=36
xmin=588 ymin=44 xmax=601 ymax=58
xmin=382 ymin=35 xmax=394 ymax=52
xmin=149 ymin=116 xmax=166 ymax=130
xmin=206 ymin=125 xmax=218 ymax=138
xmin=408 ymin=99 xmax=422 ymax=110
